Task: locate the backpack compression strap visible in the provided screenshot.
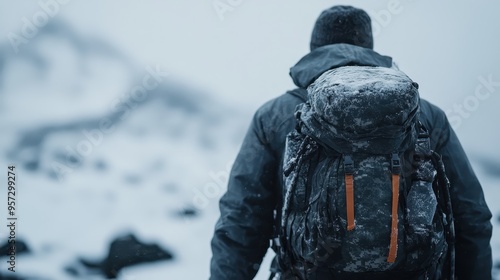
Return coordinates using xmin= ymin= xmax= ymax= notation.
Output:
xmin=343 ymin=153 xmax=401 ymax=263
xmin=388 ymin=153 xmax=401 ymax=263
xmin=343 ymin=155 xmax=355 ymax=231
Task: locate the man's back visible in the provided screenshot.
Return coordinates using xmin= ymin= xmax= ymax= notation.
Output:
xmin=210 ymin=8 xmax=492 ymax=280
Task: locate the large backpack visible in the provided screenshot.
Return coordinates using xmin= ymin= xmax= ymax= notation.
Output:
xmin=278 ymin=66 xmax=455 ymax=280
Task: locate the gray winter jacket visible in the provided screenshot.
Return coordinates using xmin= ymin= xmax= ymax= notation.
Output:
xmin=210 ymin=43 xmax=492 ymax=280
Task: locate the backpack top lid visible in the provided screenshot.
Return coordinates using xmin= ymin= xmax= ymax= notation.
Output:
xmin=296 ymin=66 xmax=420 ymax=154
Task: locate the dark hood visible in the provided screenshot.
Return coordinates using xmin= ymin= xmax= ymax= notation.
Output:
xmin=290 ymin=43 xmax=393 ymax=89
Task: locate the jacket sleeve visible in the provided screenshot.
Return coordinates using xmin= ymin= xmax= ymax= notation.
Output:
xmin=210 ymin=108 xmax=278 ymax=280
xmin=427 ymin=107 xmax=493 ymax=280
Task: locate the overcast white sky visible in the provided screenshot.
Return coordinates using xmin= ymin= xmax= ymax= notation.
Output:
xmin=1 ymin=0 xmax=499 ymax=154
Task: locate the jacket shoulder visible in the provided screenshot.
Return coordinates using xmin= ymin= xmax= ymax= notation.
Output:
xmin=255 ymin=89 xmax=306 ymax=120
xmin=420 ymin=99 xmax=446 ymax=121
xmin=252 ymin=89 xmax=306 ymax=150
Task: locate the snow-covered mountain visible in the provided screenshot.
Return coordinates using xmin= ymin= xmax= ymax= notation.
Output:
xmin=0 ymin=20 xmax=248 ymax=280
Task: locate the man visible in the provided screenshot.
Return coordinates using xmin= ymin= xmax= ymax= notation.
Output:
xmin=210 ymin=5 xmax=492 ymax=280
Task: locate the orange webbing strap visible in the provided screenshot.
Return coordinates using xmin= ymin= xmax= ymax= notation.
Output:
xmin=387 ymin=173 xmax=400 ymax=263
xmin=345 ymin=174 xmax=355 ymax=231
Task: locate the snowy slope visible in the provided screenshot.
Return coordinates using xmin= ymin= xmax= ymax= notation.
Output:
xmin=0 ymin=21 xmax=247 ymax=279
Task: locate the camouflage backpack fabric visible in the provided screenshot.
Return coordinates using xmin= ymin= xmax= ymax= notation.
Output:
xmin=278 ymin=66 xmax=455 ymax=280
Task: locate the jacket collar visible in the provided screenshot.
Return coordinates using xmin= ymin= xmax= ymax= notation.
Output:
xmin=290 ymin=43 xmax=393 ymax=89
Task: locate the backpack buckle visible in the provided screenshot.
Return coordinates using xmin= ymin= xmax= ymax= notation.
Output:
xmin=343 ymin=155 xmax=354 ymax=174
xmin=391 ymin=153 xmax=401 ymax=174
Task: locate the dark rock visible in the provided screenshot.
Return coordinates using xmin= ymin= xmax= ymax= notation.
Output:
xmin=24 ymin=161 xmax=39 ymax=171
xmin=0 ymin=274 xmax=27 ymax=280
xmin=77 ymin=233 xmax=174 ymax=279
xmin=0 ymin=239 xmax=30 ymax=257
xmin=0 ymin=274 xmax=51 ymax=280
xmin=175 ymin=207 xmax=198 ymax=218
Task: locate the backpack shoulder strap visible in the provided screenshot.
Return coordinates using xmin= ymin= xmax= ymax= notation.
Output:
xmin=415 ymin=121 xmax=432 ymax=156
xmin=430 ymin=151 xmax=456 ymax=280
xmin=420 ymin=118 xmax=455 ymax=279
xmin=414 ymin=121 xmax=455 ymax=278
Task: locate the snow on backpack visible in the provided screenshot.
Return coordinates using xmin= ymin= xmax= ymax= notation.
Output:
xmin=278 ymin=66 xmax=455 ymax=280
